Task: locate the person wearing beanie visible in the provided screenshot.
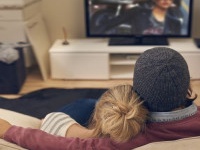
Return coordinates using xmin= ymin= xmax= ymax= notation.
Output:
xmin=133 ymin=47 xmax=199 ymax=124
xmin=0 ymin=47 xmax=200 ymax=150
xmin=134 ymin=47 xmax=192 ymax=112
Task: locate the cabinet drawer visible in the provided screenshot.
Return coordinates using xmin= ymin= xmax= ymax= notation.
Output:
xmin=50 ymin=53 xmax=109 ymax=79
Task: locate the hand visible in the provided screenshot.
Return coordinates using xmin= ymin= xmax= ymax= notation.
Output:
xmin=0 ymin=118 xmax=12 ymax=138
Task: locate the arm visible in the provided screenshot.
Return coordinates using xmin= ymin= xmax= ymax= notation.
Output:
xmin=0 ymin=118 xmax=12 ymax=138
xmin=40 ymin=112 xmax=93 ymax=138
xmin=0 ymin=118 xmax=140 ymax=150
xmin=4 ymin=126 xmax=117 ymax=150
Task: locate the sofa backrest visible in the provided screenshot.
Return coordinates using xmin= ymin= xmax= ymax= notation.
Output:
xmin=134 ymin=136 xmax=200 ymax=150
xmin=1 ymin=108 xmax=200 ymax=150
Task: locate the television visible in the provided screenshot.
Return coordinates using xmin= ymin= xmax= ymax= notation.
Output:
xmin=84 ymin=0 xmax=193 ymax=46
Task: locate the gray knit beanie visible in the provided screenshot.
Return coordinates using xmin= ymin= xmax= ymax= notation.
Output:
xmin=133 ymin=47 xmax=190 ymax=112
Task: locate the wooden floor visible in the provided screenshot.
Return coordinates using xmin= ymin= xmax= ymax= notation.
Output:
xmin=1 ymin=66 xmax=200 ymax=105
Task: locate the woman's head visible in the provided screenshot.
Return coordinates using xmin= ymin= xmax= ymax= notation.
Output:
xmin=89 ymin=85 xmax=148 ymax=142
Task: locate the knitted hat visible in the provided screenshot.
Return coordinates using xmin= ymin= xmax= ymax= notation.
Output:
xmin=133 ymin=47 xmax=190 ymax=112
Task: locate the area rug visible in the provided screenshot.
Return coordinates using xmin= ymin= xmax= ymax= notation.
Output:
xmin=0 ymin=88 xmax=107 ymax=119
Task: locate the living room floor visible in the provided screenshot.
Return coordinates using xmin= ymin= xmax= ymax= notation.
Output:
xmin=1 ymin=66 xmax=200 ymax=106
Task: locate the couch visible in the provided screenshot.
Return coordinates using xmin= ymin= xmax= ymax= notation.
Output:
xmin=0 ymin=108 xmax=200 ymax=150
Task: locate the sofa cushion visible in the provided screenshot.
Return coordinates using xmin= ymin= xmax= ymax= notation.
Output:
xmin=0 ymin=108 xmax=41 ymax=149
xmin=0 ymin=108 xmax=40 ymax=128
xmin=0 ymin=139 xmax=27 ymax=150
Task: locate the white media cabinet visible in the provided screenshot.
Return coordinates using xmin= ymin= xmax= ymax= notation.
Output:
xmin=49 ymin=38 xmax=200 ymax=80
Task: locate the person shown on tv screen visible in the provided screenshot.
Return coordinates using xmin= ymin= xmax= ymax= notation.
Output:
xmin=90 ymin=0 xmax=183 ymax=35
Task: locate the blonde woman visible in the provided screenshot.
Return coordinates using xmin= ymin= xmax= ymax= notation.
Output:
xmin=40 ymin=84 xmax=148 ymax=142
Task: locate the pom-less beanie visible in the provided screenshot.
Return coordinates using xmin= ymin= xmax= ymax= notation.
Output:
xmin=133 ymin=47 xmax=190 ymax=112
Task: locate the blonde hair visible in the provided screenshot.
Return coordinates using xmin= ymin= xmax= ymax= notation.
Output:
xmin=89 ymin=85 xmax=148 ymax=142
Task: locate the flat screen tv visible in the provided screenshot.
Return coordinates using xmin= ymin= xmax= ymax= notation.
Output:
xmin=84 ymin=0 xmax=193 ymax=45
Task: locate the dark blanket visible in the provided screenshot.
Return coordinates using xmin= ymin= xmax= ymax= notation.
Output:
xmin=0 ymin=88 xmax=107 ymax=119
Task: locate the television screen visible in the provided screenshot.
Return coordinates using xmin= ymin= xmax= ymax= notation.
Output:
xmin=84 ymin=0 xmax=193 ymax=45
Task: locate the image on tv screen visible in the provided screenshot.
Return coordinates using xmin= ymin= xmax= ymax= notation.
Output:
xmin=85 ymin=0 xmax=192 ymax=37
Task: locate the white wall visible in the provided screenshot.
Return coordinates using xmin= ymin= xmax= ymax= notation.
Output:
xmin=41 ymin=0 xmax=85 ymax=42
xmin=41 ymin=0 xmax=200 ymax=42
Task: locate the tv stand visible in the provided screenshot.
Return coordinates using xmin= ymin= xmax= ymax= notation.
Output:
xmin=108 ymin=37 xmax=169 ymax=46
xmin=49 ymin=38 xmax=200 ymax=80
